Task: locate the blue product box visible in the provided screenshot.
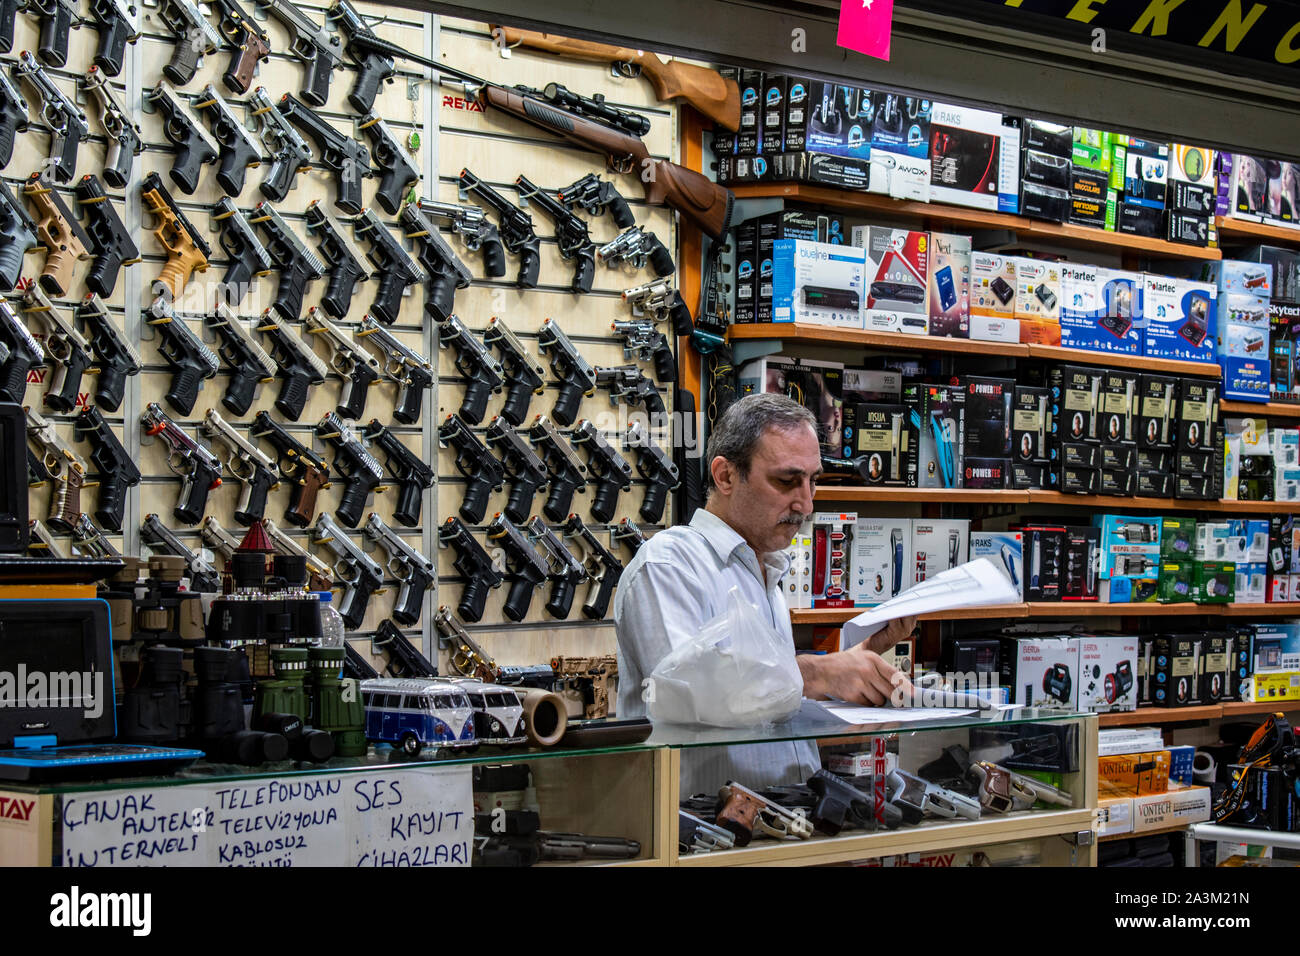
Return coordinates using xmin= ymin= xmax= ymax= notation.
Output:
xmin=1236 ymin=561 xmax=1267 ymax=602
xmin=804 ymin=81 xmax=873 ymax=160
xmin=1059 ymin=264 xmax=1142 ymax=354
xmin=1202 ymin=259 xmax=1274 ymax=296
xmin=771 ymin=238 xmax=866 ymax=329
xmin=869 ymin=92 xmax=931 ymax=159
xmin=1094 ymin=514 xmax=1163 ymax=579
xmin=970 ymin=530 xmax=1024 ymax=591
xmin=1141 ymin=274 xmax=1218 ymax=362
xmin=1168 ymin=745 xmax=1195 ymax=786
xmin=1219 ymin=353 xmax=1272 ymax=402
xmin=1252 ymin=622 xmax=1300 ymax=672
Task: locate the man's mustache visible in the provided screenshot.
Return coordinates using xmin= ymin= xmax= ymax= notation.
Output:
xmin=777 ymin=513 xmax=805 ymax=525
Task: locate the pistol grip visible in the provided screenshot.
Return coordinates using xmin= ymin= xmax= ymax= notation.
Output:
xmin=164 ymin=38 xmax=202 ymax=87
xmin=499 ymin=380 xmax=534 ymax=428
xmin=174 ymin=466 xmax=217 ymax=526
xmin=0 ymin=233 xmax=26 ymax=291
xmin=426 ymin=270 xmax=459 ymax=323
xmin=95 ymin=469 xmax=130 ymax=533
xmin=375 ymin=168 xmax=409 ymax=216
xmin=335 ymin=172 xmax=364 ymax=216
xmin=458 ymin=475 xmax=492 ymax=525
xmin=583 ymin=573 xmax=615 ymax=621
xmin=216 ymin=151 xmax=251 ymax=198
xmin=458 ymin=575 xmax=490 ymax=624
xmin=590 ymin=478 xmax=621 ymax=524
xmin=285 ymin=473 xmax=320 ymax=527
xmin=502 ymin=575 xmax=535 ymax=622
xmin=38 ymin=4 xmax=72 ymax=67
xmin=165 ymin=362 xmax=206 ymax=417
xmin=336 ymin=477 xmax=372 ymax=528
xmin=649 ymin=239 xmax=675 ymax=278
xmin=234 ymin=467 xmax=274 ymax=526
xmin=640 ymin=480 xmax=668 ymax=525
xmin=608 ymin=194 xmax=635 ymax=229
xmin=516 ymin=242 xmax=540 ymax=290
xmin=393 ymin=381 xmax=422 ymax=426
xmin=322 ymin=268 xmax=360 ymax=320
xmin=169 ymin=140 xmax=216 ymax=195
xmin=503 ymin=476 xmax=538 ymax=525
xmin=394 ymin=478 xmax=423 ymax=528
xmin=155 ymin=256 xmax=193 ymax=304
xmin=369 ymin=272 xmax=406 ymax=326
xmin=94 ymin=362 xmax=129 ymax=413
xmin=348 ymin=59 xmax=388 ymax=115
xmin=391 ymin=574 xmax=428 ymax=627
xmin=545 ymin=577 xmax=576 ymax=620
xmin=542 ymin=480 xmax=577 ymax=523
xmin=481 ymin=236 xmax=507 ymax=278
xmin=259 ymin=158 xmax=297 ymax=202
xmin=459 ymin=376 xmax=492 ymax=426
xmin=572 ymin=250 xmax=595 ymax=295
xmin=93 ymin=18 xmax=130 ymax=76
xmin=274 ymin=368 xmax=312 ymax=421
xmin=87 ymin=248 xmax=125 ymax=298
xmin=222 ymin=367 xmax=262 ymax=417
xmin=301 ymin=52 xmax=332 ymax=109
xmin=103 ymin=139 xmax=131 ymax=189
xmin=654 ymin=340 xmax=677 ymax=383
xmin=48 ymin=469 xmax=83 ymax=532
xmin=222 ymin=45 xmax=258 ymax=95
xmin=338 ymin=573 xmax=376 ymax=631
xmin=551 ymin=384 xmax=582 ymax=427
xmin=43 ymin=347 xmax=90 ymax=413
xmin=336 ymin=373 xmax=368 ymax=421
xmin=0 ymin=353 xmax=32 ymax=403
xmin=272 ymin=277 xmax=308 ymax=323
xmin=39 ymin=241 xmax=78 ymax=298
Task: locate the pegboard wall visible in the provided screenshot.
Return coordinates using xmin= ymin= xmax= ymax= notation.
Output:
xmin=13 ymin=8 xmax=682 ymax=680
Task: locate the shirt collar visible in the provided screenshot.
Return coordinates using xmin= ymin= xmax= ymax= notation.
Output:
xmin=690 ymin=508 xmax=792 ymax=579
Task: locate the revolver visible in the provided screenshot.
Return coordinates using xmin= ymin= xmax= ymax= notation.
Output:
xmin=353 ymin=207 xmax=424 ymax=325
xmin=314 ymin=411 xmax=385 ymax=527
xmin=625 ymin=420 xmax=679 ymax=524
xmin=483 ymin=315 xmax=544 ymax=427
xmin=249 ymin=87 xmax=312 ymax=203
xmin=355 ymin=315 xmax=431 ymax=425
xmin=304 ymin=200 xmax=370 ymax=319
xmin=258 ymin=0 xmax=341 ymax=107
xmin=572 ymin=420 xmax=633 ymax=524
xmin=140 ymin=401 xmax=223 ymax=525
xmin=250 ymin=201 xmax=326 ymax=321
xmin=967 ymin=761 xmax=1073 ymax=813
xmin=13 ymin=51 xmax=89 ymax=184
xmin=0 ymin=178 xmax=37 ymax=291
xmin=437 ymin=516 xmax=502 ymax=623
xmin=435 ymin=605 xmax=499 ymax=681
xmin=361 ymin=420 xmax=433 ymax=528
xmin=304 ymin=306 xmax=380 ymax=420
xmin=203 ymin=303 xmax=276 ymax=416
xmin=528 ymin=414 xmax=588 ymax=522
xmin=486 ymin=512 xmax=549 ymax=622
xmin=86 ymin=0 xmax=140 ymax=76
xmin=597 ymin=225 xmax=674 ymax=278
xmin=154 ymin=0 xmax=222 ymax=86
xmin=141 ymin=171 xmax=210 ymax=304
xmin=401 ymin=201 xmax=469 ymax=322
xmin=716 ymin=781 xmax=814 ymax=847
xmin=485 ymin=415 xmax=548 ymax=524
xmin=75 ymin=175 xmax=140 ymax=298
xmin=525 ymin=516 xmax=587 ymax=620
xmin=435 ymin=313 xmax=503 ymax=425
xmin=459 ymin=167 xmax=539 ymax=288
xmin=612 ymin=319 xmax=676 ymax=383
xmin=416 ymin=197 xmax=506 ymax=278
xmin=623 ymin=277 xmax=693 ymax=336
xmin=438 ymin=412 xmax=504 ymax=525
xmin=361 ymin=112 xmax=419 ymax=215
xmin=256 ymin=309 xmax=328 ymax=421
xmin=595 ymin=364 xmax=666 ymax=416
xmin=311 ymin=511 xmax=385 ymax=630
xmin=536 ymin=318 xmax=596 ymax=427
xmin=251 ymin=410 xmax=330 ymax=527
xmin=560 ymin=514 xmax=624 ymax=620
xmin=146 ymin=81 xmax=219 ymax=195
xmin=278 ymin=92 xmax=370 ymax=214
xmin=79 ymin=66 xmax=142 ymax=189
xmin=193 ymin=86 xmax=262 ymax=197
xmin=76 ymin=295 xmax=140 ymax=413
xmin=20 ymin=281 xmax=91 ymax=413
xmin=22 ymin=172 xmax=92 ymax=297
xmin=0 ymin=299 xmax=44 ymax=403
xmin=145 ymin=296 xmax=220 ymax=416
xmin=514 ymin=174 xmax=595 ymax=294
xmin=199 ymin=408 xmax=280 ymax=525
xmin=557 ymin=173 xmax=635 ymax=228
xmin=25 ymin=405 xmax=87 ymax=532
xmin=211 ymin=198 xmax=272 ymax=302
xmin=140 ymin=512 xmax=220 ymax=593
xmin=363 ymin=512 xmax=434 ymax=626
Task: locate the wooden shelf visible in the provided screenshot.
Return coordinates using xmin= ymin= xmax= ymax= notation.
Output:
xmin=731 ymin=183 xmax=1223 ymax=261
xmin=1216 ymin=215 xmax=1300 ymax=246
xmin=1024 ymin=343 xmax=1220 ymax=377
xmin=791 ymin=603 xmax=1300 ymax=626
xmin=805 ymin=485 xmax=1298 ymax=514
xmin=1026 ymin=603 xmax=1215 ymax=618
xmin=813 ymin=487 xmax=1029 ymax=504
xmin=1221 ymin=603 xmax=1300 ymax=617
xmin=1221 ymin=400 xmax=1300 ymax=418
xmin=1097 ymin=705 xmax=1224 ymax=727
xmin=790 ymin=604 xmax=1028 ymax=625
xmin=1222 ymin=700 xmax=1300 ymax=717
xmin=1099 ymin=821 xmax=1192 ymax=842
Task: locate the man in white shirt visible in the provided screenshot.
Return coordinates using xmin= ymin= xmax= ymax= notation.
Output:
xmin=614 ymin=393 xmax=915 ymax=794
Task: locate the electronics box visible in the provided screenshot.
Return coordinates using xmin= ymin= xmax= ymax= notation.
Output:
xmin=841 ymin=368 xmax=903 ymax=456
xmin=960 ymin=376 xmax=1015 ymax=457
xmin=1141 ymin=274 xmax=1218 ymax=363
xmin=1099 ymin=750 xmax=1170 ymax=797
xmin=857 ymin=227 xmax=929 ymax=334
xmin=733 ymin=219 xmax=757 ymax=324
xmin=867 ymin=150 xmax=932 ymax=202
xmin=782 ymin=75 xmax=809 ymax=152
xmin=1095 ymin=515 xmax=1162 ymax=580
xmin=928 ymin=232 xmax=970 ymax=338
xmin=870 ymin=92 xmax=930 ymax=159
xmin=852 ymin=403 xmax=908 ymax=485
xmin=910 ymin=518 xmax=969 ymax=586
xmin=811 ymin=512 xmax=856 ymax=609
xmin=1170 ymin=144 xmax=1216 ymax=187
xmin=1098 ymin=368 xmax=1139 ymax=444
xmin=737 ymin=355 xmax=844 ymax=458
xmin=1014 ymin=258 xmax=1062 ymax=345
xmin=802 ymin=82 xmax=873 ymax=159
xmin=1250 ymin=622 xmax=1300 ymax=673
xmin=1059 ymin=262 xmax=1103 ymax=350
xmin=939 ymin=636 xmax=1003 ymax=677
xmin=971 ymin=252 xmax=1017 ymax=320
xmin=852 ymin=517 xmax=910 ymax=606
xmin=1063 ymin=525 xmax=1101 ymax=601
xmin=927 ymin=103 xmax=1021 ymax=213
xmin=736 ymin=69 xmax=762 ymax=156
xmin=903 ymin=381 xmax=964 ymax=489
xmin=785 ymin=520 xmax=814 ymax=609
xmin=1193 ymin=561 xmax=1235 ymax=604
xmin=1157 ymin=561 xmax=1194 ymax=603
xmin=1002 ymin=636 xmax=1079 ymax=711
xmin=1011 ymin=385 xmax=1052 ymax=487
xmin=1246 ymin=671 xmax=1300 ymax=702
xmin=1020 ymin=181 xmax=1070 ymax=223
xmin=1200 ymin=633 xmax=1232 ymax=703
xmin=1151 ymin=634 xmax=1204 ymax=707
xmin=1097 ymin=797 xmax=1134 ymax=836
xmin=1021 ymin=524 xmax=1066 ymax=601
xmin=1088 ymin=268 xmax=1141 ymax=354
xmin=1176 ymin=377 xmax=1219 ymax=456
xmin=1237 ymin=562 xmax=1267 ymax=604
xmin=970 ymin=530 xmax=1023 ymax=592
xmin=1159 ymin=516 xmax=1197 ymax=560
xmin=1203 ymin=259 xmax=1274 ymax=297
xmin=760 ymin=73 xmax=786 ymax=153
xmin=1049 ymin=364 xmax=1103 ymax=445
xmin=1130 ymin=785 xmax=1211 ymax=833
xmin=772 ymin=238 xmax=866 ymax=329
xmin=1072 ymin=127 xmax=1112 ymax=172
xmin=1168 ymin=745 xmax=1195 ymax=786
xmin=1078 ymin=635 xmax=1139 ymax=713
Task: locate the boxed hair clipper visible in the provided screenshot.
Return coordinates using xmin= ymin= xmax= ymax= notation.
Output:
xmin=811 ymin=512 xmax=856 ymax=609
xmin=1151 ymin=634 xmax=1204 ymax=707
xmin=1011 ymin=385 xmax=1051 ymax=488
xmin=852 ymin=518 xmax=910 ymax=606
xmin=910 ymin=518 xmax=969 ymax=585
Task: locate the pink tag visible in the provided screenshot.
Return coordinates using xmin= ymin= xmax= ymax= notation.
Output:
xmin=837 ymin=0 xmax=894 ymax=61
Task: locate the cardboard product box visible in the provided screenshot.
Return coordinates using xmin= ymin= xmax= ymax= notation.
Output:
xmin=903 ymin=381 xmax=964 ymax=489
xmin=1203 ymin=258 xmax=1274 ymax=297
xmin=1002 ymin=636 xmax=1079 ymax=710
xmin=1229 ymin=518 xmax=1270 ymax=563
xmin=1022 ymin=147 xmax=1071 ymax=191
xmin=1220 ymin=766 xmax=1295 ymax=829
xmin=1136 ymin=373 xmax=1179 ymax=449
xmin=1099 ymin=726 xmax=1165 ymax=756
xmin=1020 ymin=182 xmax=1070 ymax=223
xmin=1058 ymin=263 xmax=1103 ymax=351
xmin=1023 ymin=118 xmax=1072 ymax=157
xmin=1014 ymin=258 xmax=1062 ymax=344
xmin=1275 ymin=428 xmax=1300 ymax=502
xmin=1141 ymin=275 xmax=1217 ymax=363
xmin=757 ymin=210 xmax=850 ymax=322
xmin=1200 ymin=633 xmax=1233 ymax=703
xmin=1195 ymin=521 xmax=1236 ymax=561
xmin=869 ymin=92 xmax=929 ymax=160
xmin=1137 ymin=635 xmax=1156 ymax=704
xmin=1137 ymin=448 xmax=1172 ymax=473
xmin=962 ymin=457 xmax=1009 ymax=489
xmin=1091 ymin=268 xmax=1143 ymax=354
xmin=1020 ymin=524 xmax=1066 ymax=601
xmin=1097 ymin=797 xmax=1135 ymax=837
xmin=960 ymin=376 xmax=1015 ymax=457
xmin=1070 ymin=167 xmax=1110 ymax=228
xmin=1130 ymin=785 xmax=1211 ymax=832
xmin=1216 ymin=150 xmax=1235 ymax=216
xmin=1233 ymin=245 xmax=1300 ymax=303
xmin=782 ymin=76 xmax=810 ymax=152
xmin=970 ymin=314 xmax=1021 ymax=343
xmin=1119 ymin=139 xmax=1170 ymax=200
xmin=1053 ymin=459 xmax=1099 ymax=495
xmin=1062 ymin=525 xmax=1101 ymax=601
xmin=1135 ymin=471 xmax=1174 ymax=498
xmin=772 ymin=238 xmax=866 ymax=329
xmin=1054 ymin=441 xmax=1100 ymax=471
xmin=928 ymin=103 xmax=1021 ymax=213
xmin=737 ymin=355 xmax=844 ymax=457
xmin=1269 ymin=300 xmax=1300 ymax=399
xmin=785 ymin=520 xmax=814 ymax=609
xmin=1232 ymin=627 xmax=1254 ymax=699
xmin=858 ymin=227 xmax=929 ymax=334
xmin=928 ymin=232 xmax=970 ymax=338
xmin=1118 ymin=201 xmax=1166 ymax=239
xmin=1268 ymin=516 xmax=1294 ymax=601
xmin=910 ymin=518 xmax=969 ymax=586
xmin=1151 ymin=634 xmax=1205 ymax=706
xmin=1099 ymin=462 xmax=1136 ymax=497
xmin=867 ymin=149 xmax=931 ymax=201
xmin=1157 ymin=561 xmax=1194 ymax=603
xmin=1265 ymin=161 xmax=1298 ymax=224
xmin=1071 ymin=127 xmax=1112 ymax=172
xmin=1176 ymin=377 xmax=1219 ymax=455
xmin=1049 ymin=364 xmax=1103 ymax=445
xmin=969 ymin=721 xmax=1080 ymax=773
xmin=852 ymin=403 xmax=908 ymax=484
xmin=803 ymin=81 xmax=873 ymax=160
xmin=940 ymin=636 xmax=1003 ymax=678
xmin=773 ymin=150 xmax=874 ymax=190
xmin=759 ymin=74 xmax=787 ymax=154
xmin=840 ymin=368 xmax=903 ymax=459
xmin=1232 ymin=153 xmax=1268 ymax=220
xmin=736 ymin=69 xmax=764 ymax=156
xmin=1251 ymin=622 xmax=1300 ymax=673
xmin=852 ymin=517 xmax=910 ymax=606
xmin=1166 ymin=213 xmax=1211 ymax=247
xmin=1095 ymin=514 xmax=1162 ymax=579
xmin=811 ymin=512 xmax=856 ymax=608
xmin=1167 ymin=745 xmax=1196 ymax=786
xmin=1100 ymin=443 xmax=1136 ymax=472
xmin=1168 ymin=181 xmax=1217 ymax=217
xmin=1236 ymin=562 xmax=1267 ymax=604
xmin=970 ymin=530 xmax=1024 ymax=591
xmin=1011 ymin=385 xmax=1051 ymax=486
xmin=733 ymin=219 xmax=758 ymax=323
xmin=1098 ymin=369 xmax=1139 ymax=444
xmin=1246 ymin=671 xmax=1300 ymax=703
xmin=971 ymin=252 xmax=1017 ymax=322
xmin=1160 ymin=517 xmax=1197 ymax=560
xmin=1078 ymin=635 xmax=1138 ymax=712
xmin=1170 ymin=144 xmax=1216 ymax=187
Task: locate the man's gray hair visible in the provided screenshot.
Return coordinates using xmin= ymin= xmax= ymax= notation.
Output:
xmin=705 ymin=392 xmax=818 ymax=492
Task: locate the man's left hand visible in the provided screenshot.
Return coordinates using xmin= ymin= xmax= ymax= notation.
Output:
xmin=861 ymin=615 xmax=918 ymax=656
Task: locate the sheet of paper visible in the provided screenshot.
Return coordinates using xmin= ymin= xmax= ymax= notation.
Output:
xmin=824 ymin=704 xmax=977 ymax=724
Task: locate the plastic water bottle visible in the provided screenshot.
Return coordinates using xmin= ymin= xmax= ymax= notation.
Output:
xmin=317 ymin=591 xmax=345 ymax=649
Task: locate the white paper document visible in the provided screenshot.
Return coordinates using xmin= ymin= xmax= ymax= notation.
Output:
xmin=840 ymin=557 xmax=1020 ymax=647
xmin=824 ymin=704 xmax=977 ymax=724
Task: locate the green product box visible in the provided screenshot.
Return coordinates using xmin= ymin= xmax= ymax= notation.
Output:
xmin=1105 ymin=189 xmax=1119 ymax=232
xmin=1157 ymin=561 xmax=1193 ymax=603
xmin=1072 ymin=128 xmax=1112 ymax=173
xmin=1108 ymin=135 xmax=1129 ymax=192
xmin=1192 ymin=561 xmax=1235 ymax=604
xmin=1160 ymin=517 xmax=1197 ymax=561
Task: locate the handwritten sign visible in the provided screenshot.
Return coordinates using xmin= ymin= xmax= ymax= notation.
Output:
xmin=59 ymin=766 xmax=473 ymax=867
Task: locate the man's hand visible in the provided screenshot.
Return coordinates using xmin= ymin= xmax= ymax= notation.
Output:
xmin=862 ymin=615 xmax=918 ymax=656
xmin=798 ymin=643 xmax=914 ymax=706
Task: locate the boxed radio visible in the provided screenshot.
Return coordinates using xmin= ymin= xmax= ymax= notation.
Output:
xmin=856 ymin=227 xmax=930 ymax=334
xmin=1078 ymin=635 xmax=1138 ymax=713
xmin=1002 ymin=636 xmax=1078 ymax=710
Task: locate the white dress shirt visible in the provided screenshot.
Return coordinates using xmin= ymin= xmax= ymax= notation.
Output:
xmin=614 ymin=508 xmax=820 ymax=796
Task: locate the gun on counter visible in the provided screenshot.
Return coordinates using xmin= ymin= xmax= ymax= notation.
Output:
xmin=208 ymin=0 xmax=269 ymax=94
xmin=484 ymin=416 xmax=547 ymax=524
xmin=249 ymin=87 xmax=312 ymax=203
xmin=203 ymin=303 xmax=276 ymax=416
xmin=352 ymin=207 xmax=423 ymax=325
xmin=20 ymin=281 xmax=91 ymax=413
xmin=680 ymin=810 xmax=734 ymax=854
xmin=211 ymin=198 xmax=272 ymax=303
xmin=514 ymin=175 xmax=595 ymax=294
xmin=557 ymin=173 xmax=634 ymax=229
xmin=458 ymin=167 xmax=539 ymax=288
xmin=474 ymin=812 xmax=639 ymax=866
xmin=314 ymin=412 xmax=385 ymax=527
xmin=258 ymin=0 xmax=341 ymax=107
xmin=400 ymin=201 xmax=469 ymax=322
xmin=329 ymin=0 xmax=394 ymax=115
xmin=140 ymin=512 xmax=220 ymax=593
xmin=482 ymin=316 xmax=544 ymax=428
xmin=261 ymin=515 xmax=333 ymax=589
xmin=435 ymin=605 xmax=498 ymax=681
xmin=251 ymin=411 xmax=330 ymax=527
xmin=304 ymin=307 xmax=379 ymax=420
xmin=370 ymin=618 xmax=437 ymax=678
xmin=311 ymin=511 xmax=384 ymax=630
xmin=360 ymin=420 xmax=433 ymax=528
xmin=304 ymin=200 xmax=370 ymax=319
xmin=596 ymin=363 xmax=665 ymax=416
xmin=623 ymin=277 xmax=693 ymax=337
xmin=155 ymin=0 xmax=222 ymax=86
xmin=194 ymin=87 xmax=262 ymax=198
xmin=361 ymin=113 xmax=418 ymax=215
xmin=22 ymin=172 xmax=92 ymax=297
xmin=435 ymin=313 xmax=502 ymax=425
xmin=886 ymin=770 xmax=982 ymax=824
xmin=86 ymin=0 xmax=139 ymax=76
xmin=417 ymin=198 xmax=506 ymax=278
xmin=79 ymin=66 xmax=141 ymax=189
xmin=75 ymin=175 xmax=140 ymax=299
xmin=486 ymin=513 xmax=548 ymax=622
xmin=355 ymin=316 xmax=430 ymax=425
xmin=613 ymin=319 xmax=675 ymax=384
xmin=967 ymin=761 xmax=1073 ymax=813
xmin=598 ymin=225 xmax=674 ymax=278
xmin=199 ymin=408 xmax=280 ymax=525
xmin=255 ymin=310 xmax=327 ymax=421
xmin=524 ymin=517 xmax=587 ymax=620
xmin=0 ymin=299 xmax=43 ymax=403
xmin=278 ymin=92 xmax=370 ymax=214
xmin=145 ymin=296 xmax=219 ymax=416
xmin=140 ymin=402 xmax=223 ymax=525
xmin=25 ymin=405 xmax=87 ymax=532
xmin=363 ymin=512 xmax=434 ymax=626
xmin=625 ymin=420 xmax=679 ymax=524
xmin=572 ymin=419 xmax=633 ymax=524
xmin=561 ymin=514 xmax=623 ymax=620
xmin=528 ymin=415 xmax=587 ymax=522
xmin=141 ymin=172 xmax=210 ymax=304
xmin=437 ymin=516 xmax=502 ymax=624
xmin=250 ymin=201 xmax=326 ymax=322
xmin=438 ymin=412 xmax=504 ymax=526
xmin=146 ymin=81 xmax=218 ymax=196
xmin=76 ymin=294 xmax=140 ymax=414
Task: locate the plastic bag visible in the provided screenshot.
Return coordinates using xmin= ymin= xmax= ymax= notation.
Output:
xmin=645 ymin=587 xmax=803 ymax=727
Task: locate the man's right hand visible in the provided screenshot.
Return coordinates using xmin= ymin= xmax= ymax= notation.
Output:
xmin=798 ymin=644 xmax=914 ymax=706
